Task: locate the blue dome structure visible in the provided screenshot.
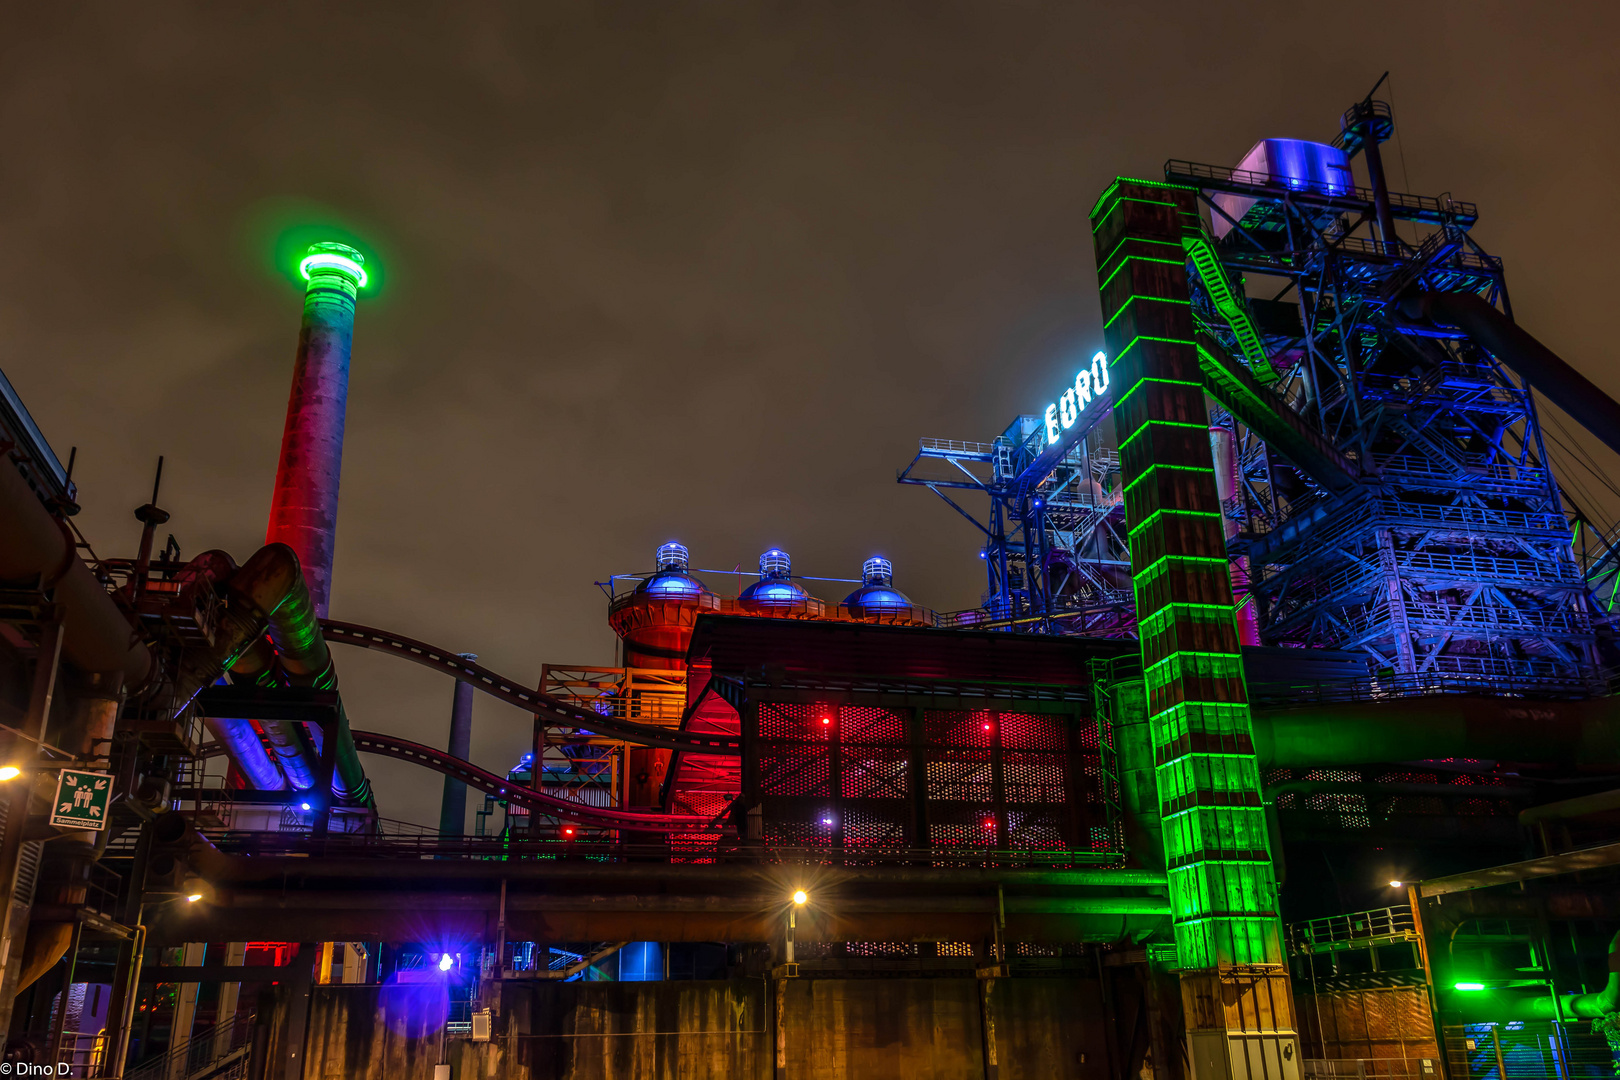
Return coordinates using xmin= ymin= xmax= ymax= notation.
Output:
xmin=635 ymin=542 xmax=709 ymax=600
xmin=839 ymin=557 xmax=934 ymax=626
xmin=738 ymin=549 xmax=826 ymax=617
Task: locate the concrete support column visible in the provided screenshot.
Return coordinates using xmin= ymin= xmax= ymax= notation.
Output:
xmin=167 ymin=942 xmax=207 ymax=1080
xmin=772 ymin=976 xmax=786 ymax=1079
xmin=979 ymin=976 xmax=999 ymax=1080
xmin=1092 ymin=178 xmax=1296 ymax=1079
xmin=439 ymin=658 xmax=476 ymax=837
xmin=212 ymin=942 xmax=247 ymax=1060
xmin=281 ymin=942 xmax=318 ymax=1080
xmin=266 ymin=243 xmax=366 ymax=619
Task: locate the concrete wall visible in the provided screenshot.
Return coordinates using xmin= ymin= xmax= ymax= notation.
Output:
xmin=290 ymin=976 xmax=1112 ymax=1080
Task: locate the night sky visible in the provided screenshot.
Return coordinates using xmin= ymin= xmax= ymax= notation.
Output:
xmin=5 ymin=3 xmax=1617 ymax=829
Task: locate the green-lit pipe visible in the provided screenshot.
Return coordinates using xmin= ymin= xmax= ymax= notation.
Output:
xmin=258 ymin=545 xmax=371 ymax=805
xmin=1452 ymin=931 xmax=1620 ymax=1022
xmin=1252 ymin=697 xmax=1620 ymax=769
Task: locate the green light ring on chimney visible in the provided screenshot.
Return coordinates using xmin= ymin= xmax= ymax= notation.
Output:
xmin=299 ymin=242 xmax=368 ymax=289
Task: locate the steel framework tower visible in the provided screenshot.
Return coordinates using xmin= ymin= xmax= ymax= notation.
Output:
xmin=904 ymin=88 xmax=1609 ymax=696
xmin=1165 ymin=93 xmax=1601 ymax=694
xmin=897 ymin=371 xmax=1135 ymax=635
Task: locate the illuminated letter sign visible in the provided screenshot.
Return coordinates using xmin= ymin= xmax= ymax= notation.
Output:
xmin=1045 ymin=351 xmax=1110 ymax=444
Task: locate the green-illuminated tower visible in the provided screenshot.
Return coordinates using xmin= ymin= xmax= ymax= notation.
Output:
xmin=1091 ymin=179 xmax=1298 ymax=1078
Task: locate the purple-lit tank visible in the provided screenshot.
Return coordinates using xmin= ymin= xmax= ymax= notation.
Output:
xmin=737 ymin=549 xmax=826 ymax=618
xmin=839 ymin=557 xmax=934 ymax=626
xmin=1213 ymin=139 xmax=1353 ymax=240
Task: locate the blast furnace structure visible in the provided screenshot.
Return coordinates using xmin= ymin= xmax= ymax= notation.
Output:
xmin=3 ymin=89 xmax=1620 ymax=1080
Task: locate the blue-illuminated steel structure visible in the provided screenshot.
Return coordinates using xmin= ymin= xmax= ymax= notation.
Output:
xmin=897 ymin=411 xmax=1134 ymax=634
xmin=1171 ymin=91 xmax=1603 ymax=694
xmin=902 ymin=86 xmax=1614 ymax=692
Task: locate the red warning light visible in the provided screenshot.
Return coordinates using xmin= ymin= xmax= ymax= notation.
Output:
xmin=563 ymin=826 xmax=575 ymax=837
xmin=822 ymin=717 xmax=831 ymax=726
xmin=983 ymin=818 xmax=995 ymax=829
xmin=982 ymin=723 xmax=992 ymax=732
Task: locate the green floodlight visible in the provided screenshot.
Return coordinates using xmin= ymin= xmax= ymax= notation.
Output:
xmin=298 ymin=242 xmax=368 ymax=289
xmin=1454 ymin=982 xmax=1487 ymax=992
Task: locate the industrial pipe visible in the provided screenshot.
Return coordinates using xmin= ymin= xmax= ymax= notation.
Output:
xmin=439 ymin=655 xmax=476 ymax=836
xmin=255 ymin=551 xmax=370 ymax=804
xmin=203 ymin=695 xmax=289 ymax=791
xmin=1545 ymin=929 xmax=1620 ymax=1020
xmin=0 ymin=452 xmax=151 ymax=689
xmin=162 ymin=550 xmax=287 ymax=791
xmin=1400 ymin=290 xmax=1620 ymax=461
xmin=1459 ymin=930 xmax=1620 ymax=1023
xmin=12 ymin=672 xmax=127 ymax=995
xmin=1520 ymin=787 xmax=1620 ymax=827
xmin=1252 ymin=695 xmax=1620 ymax=770
xmin=224 ymin=635 xmax=315 ymax=790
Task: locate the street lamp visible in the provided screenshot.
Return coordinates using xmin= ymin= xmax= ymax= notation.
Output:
xmin=0 ymin=766 xmax=19 ymax=781
xmin=787 ymin=890 xmax=809 ymax=963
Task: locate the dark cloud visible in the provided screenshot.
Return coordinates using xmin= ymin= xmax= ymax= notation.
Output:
xmin=4 ymin=1 xmax=1616 ymax=827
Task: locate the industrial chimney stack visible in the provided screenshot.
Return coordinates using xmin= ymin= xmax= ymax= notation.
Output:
xmin=266 ymin=241 xmax=367 ymax=617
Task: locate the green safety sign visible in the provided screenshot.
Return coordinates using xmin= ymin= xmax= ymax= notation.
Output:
xmin=51 ymin=769 xmax=112 ymax=831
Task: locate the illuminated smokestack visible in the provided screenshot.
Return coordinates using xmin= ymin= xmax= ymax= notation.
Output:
xmin=266 ymin=242 xmax=367 ymax=617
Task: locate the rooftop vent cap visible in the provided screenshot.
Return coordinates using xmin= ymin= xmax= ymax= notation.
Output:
xmin=862 ymin=557 xmax=893 ymax=586
xmin=759 ymin=549 xmax=791 ymax=581
xmin=656 ymin=542 xmax=690 ymax=573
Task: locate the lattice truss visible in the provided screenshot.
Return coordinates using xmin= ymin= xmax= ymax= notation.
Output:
xmin=897 ymin=422 xmax=1136 ymax=634
xmin=753 ymin=703 xmax=1113 ymax=857
xmin=1178 ymin=167 xmax=1600 ymax=692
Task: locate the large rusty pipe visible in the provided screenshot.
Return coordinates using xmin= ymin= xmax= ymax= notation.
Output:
xmin=0 ymin=457 xmax=151 ymax=688
xmin=256 ymin=556 xmax=369 ymax=803
xmin=224 ymin=635 xmax=312 ymax=790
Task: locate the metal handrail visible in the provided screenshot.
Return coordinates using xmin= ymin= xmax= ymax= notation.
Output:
xmin=1288 ymin=905 xmax=1417 ymax=953
xmin=1165 ymin=159 xmax=1478 ymax=223
xmin=197 ymin=831 xmax=1124 ymax=867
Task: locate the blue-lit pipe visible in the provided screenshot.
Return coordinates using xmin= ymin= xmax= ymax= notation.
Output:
xmin=202 ymin=710 xmax=288 ymax=792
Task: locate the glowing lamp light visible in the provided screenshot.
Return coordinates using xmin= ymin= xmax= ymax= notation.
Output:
xmin=822 ymin=717 xmax=831 ymax=726
xmin=300 ymin=802 xmax=311 ymax=811
xmin=1454 ymin=982 xmax=1486 ymax=992
xmin=185 ymin=893 xmax=203 ymax=903
xmin=822 ymin=817 xmax=833 ymax=826
xmin=982 ymin=723 xmax=992 ymax=732
xmin=983 ymin=818 xmax=995 ymax=830
xmin=0 ymin=766 xmax=19 ymax=781
xmin=299 ymin=247 xmax=368 ymax=288
xmin=791 ymin=890 xmax=808 ymax=906
xmin=563 ymin=826 xmax=575 ymax=837
xmin=438 ymin=954 xmax=454 ymax=972
xmin=1389 ymin=880 xmax=1404 ymax=888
